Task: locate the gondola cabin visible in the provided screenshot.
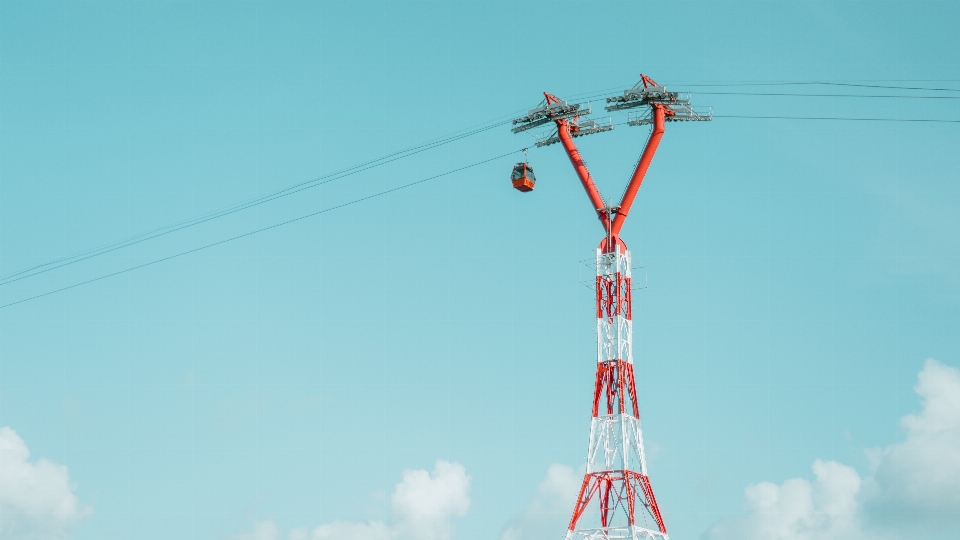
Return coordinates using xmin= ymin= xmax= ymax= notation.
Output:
xmin=511 ymin=162 xmax=536 ymax=192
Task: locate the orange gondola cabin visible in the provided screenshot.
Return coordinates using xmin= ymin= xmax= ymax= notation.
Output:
xmin=511 ymin=162 xmax=536 ymax=192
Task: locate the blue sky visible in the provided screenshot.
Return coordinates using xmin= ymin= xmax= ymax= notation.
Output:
xmin=1 ymin=1 xmax=959 ymax=540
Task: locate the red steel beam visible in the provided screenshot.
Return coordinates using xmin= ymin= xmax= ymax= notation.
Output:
xmin=610 ymin=105 xmax=668 ymax=236
xmin=556 ymin=119 xmax=610 ymax=232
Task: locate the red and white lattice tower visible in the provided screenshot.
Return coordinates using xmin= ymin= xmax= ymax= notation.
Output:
xmin=510 ymin=75 xmax=711 ymax=540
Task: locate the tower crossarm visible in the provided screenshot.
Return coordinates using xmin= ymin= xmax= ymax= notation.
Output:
xmin=534 ymin=117 xmax=615 ymax=148
xmin=509 ymin=78 xmax=709 ymax=243
xmin=511 ymin=93 xmax=590 ymax=133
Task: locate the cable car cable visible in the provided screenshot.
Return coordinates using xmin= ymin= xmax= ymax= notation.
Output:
xmin=713 ymin=114 xmax=960 ymax=123
xmin=3 ymin=112 xmax=957 ymax=308
xmin=0 ymin=118 xmax=509 ymax=282
xmin=0 ymin=149 xmax=522 ymax=310
xmin=5 ymin=80 xmax=959 ymax=287
xmin=682 ymin=81 xmax=960 ymax=92
xmin=698 ymin=91 xmax=960 ymax=100
xmin=0 ymin=119 xmax=512 ymax=286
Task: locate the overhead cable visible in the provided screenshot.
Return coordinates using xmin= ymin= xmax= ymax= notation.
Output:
xmin=714 ymin=115 xmax=960 ymax=123
xmin=0 ymin=119 xmax=511 ymax=286
xmin=5 ymin=79 xmax=959 ymax=289
xmin=699 ymin=91 xmax=960 ymax=100
xmin=683 ymin=81 xmax=960 ymax=93
xmin=0 ymin=149 xmax=521 ymax=310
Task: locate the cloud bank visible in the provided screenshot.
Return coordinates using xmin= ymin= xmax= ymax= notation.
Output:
xmin=0 ymin=427 xmax=91 ymax=540
xmin=704 ymin=359 xmax=960 ymax=540
xmin=499 ymin=464 xmax=581 ymax=540
xmin=239 ymin=460 xmax=470 ymax=540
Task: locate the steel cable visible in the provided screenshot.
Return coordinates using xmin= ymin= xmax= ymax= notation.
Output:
xmin=4 ymin=79 xmax=959 ymax=290
xmin=0 ymin=149 xmax=521 ymax=310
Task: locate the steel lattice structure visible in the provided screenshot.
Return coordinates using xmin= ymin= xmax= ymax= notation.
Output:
xmin=511 ymin=74 xmax=710 ymax=540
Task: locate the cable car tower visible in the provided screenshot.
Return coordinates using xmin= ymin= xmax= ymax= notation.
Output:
xmin=510 ymin=74 xmax=711 ymax=540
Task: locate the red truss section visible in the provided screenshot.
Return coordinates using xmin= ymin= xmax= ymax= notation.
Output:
xmin=568 ymin=471 xmax=667 ymax=534
xmin=596 ymin=272 xmax=632 ymax=322
xmin=592 ymin=360 xmax=640 ymax=419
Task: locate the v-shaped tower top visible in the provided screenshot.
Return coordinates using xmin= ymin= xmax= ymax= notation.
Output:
xmin=511 ymin=74 xmax=711 ymax=249
xmin=508 ymin=74 xmax=711 ymax=540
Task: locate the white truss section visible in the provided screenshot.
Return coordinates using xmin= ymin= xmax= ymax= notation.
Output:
xmin=595 ymin=247 xmax=633 ymax=365
xmin=567 ymin=526 xmax=669 ymax=540
xmin=587 ymin=414 xmax=648 ymax=475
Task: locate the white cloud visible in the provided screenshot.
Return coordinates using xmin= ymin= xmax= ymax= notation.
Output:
xmin=391 ymin=460 xmax=470 ymax=540
xmin=704 ymin=459 xmax=871 ymax=540
xmin=499 ymin=464 xmax=581 ymax=540
xmin=236 ymin=520 xmax=281 ymax=540
xmin=301 ymin=520 xmax=391 ymax=540
xmin=0 ymin=427 xmax=91 ymax=540
xmin=866 ymin=358 xmax=960 ymax=526
xmin=238 ymin=460 xmax=470 ymax=540
xmin=704 ymin=359 xmax=960 ymax=540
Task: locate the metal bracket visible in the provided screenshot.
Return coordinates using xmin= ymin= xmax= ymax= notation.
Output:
xmin=512 ymin=100 xmax=591 ymax=133
xmin=534 ymin=117 xmax=615 ymax=147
